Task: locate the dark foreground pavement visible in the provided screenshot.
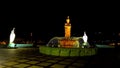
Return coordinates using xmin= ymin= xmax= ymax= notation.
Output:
xmin=0 ymin=48 xmax=120 ymax=68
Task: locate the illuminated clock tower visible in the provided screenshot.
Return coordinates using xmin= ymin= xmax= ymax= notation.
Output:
xmin=64 ymin=16 xmax=71 ymax=38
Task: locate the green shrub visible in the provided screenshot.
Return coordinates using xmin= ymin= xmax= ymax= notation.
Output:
xmin=59 ymin=48 xmax=70 ymax=56
xmin=44 ymin=47 xmax=51 ymax=55
xmin=39 ymin=46 xmax=97 ymax=57
xmin=51 ymin=48 xmax=60 ymax=56
xmin=70 ymin=48 xmax=80 ymax=56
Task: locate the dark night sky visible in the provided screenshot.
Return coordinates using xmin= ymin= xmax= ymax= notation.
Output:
xmin=0 ymin=1 xmax=119 ymax=41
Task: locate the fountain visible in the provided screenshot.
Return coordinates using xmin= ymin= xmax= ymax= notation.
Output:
xmin=8 ymin=27 xmax=16 ymax=47
xmin=47 ymin=16 xmax=90 ymax=48
xmin=39 ymin=16 xmax=97 ymax=56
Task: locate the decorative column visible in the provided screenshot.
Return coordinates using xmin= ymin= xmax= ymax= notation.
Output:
xmin=64 ymin=16 xmax=71 ymax=39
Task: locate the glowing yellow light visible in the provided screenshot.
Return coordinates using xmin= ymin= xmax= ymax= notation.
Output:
xmin=66 ymin=16 xmax=70 ymax=23
xmin=109 ymin=43 xmax=115 ymax=46
xmin=117 ymin=43 xmax=120 ymax=45
xmin=65 ymin=16 xmax=71 ymax=38
xmin=59 ymin=39 xmax=76 ymax=48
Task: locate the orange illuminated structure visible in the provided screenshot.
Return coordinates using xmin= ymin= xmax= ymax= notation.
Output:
xmin=65 ymin=16 xmax=71 ymax=38
xmin=59 ymin=16 xmax=76 ymax=48
xmin=59 ymin=39 xmax=76 ymax=48
xmin=47 ymin=16 xmax=90 ymax=48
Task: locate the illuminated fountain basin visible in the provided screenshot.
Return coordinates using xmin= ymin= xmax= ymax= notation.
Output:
xmin=47 ymin=37 xmax=89 ymax=48
xmin=39 ymin=37 xmax=97 ymax=57
xmin=8 ymin=44 xmax=33 ymax=48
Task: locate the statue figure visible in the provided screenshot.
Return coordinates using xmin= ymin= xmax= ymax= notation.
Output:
xmin=9 ymin=28 xmax=15 ymax=43
xmin=8 ymin=27 xmax=16 ymax=47
xmin=66 ymin=16 xmax=70 ymax=23
xmin=82 ymin=31 xmax=89 ymax=48
xmin=83 ymin=32 xmax=88 ymax=43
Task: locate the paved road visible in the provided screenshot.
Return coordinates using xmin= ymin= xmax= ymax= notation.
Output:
xmin=0 ymin=48 xmax=120 ymax=68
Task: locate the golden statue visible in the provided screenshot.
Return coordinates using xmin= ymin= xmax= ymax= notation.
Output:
xmin=66 ymin=16 xmax=70 ymax=23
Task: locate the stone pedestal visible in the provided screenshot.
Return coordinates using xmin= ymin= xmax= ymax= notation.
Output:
xmin=8 ymin=43 xmax=15 ymax=48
